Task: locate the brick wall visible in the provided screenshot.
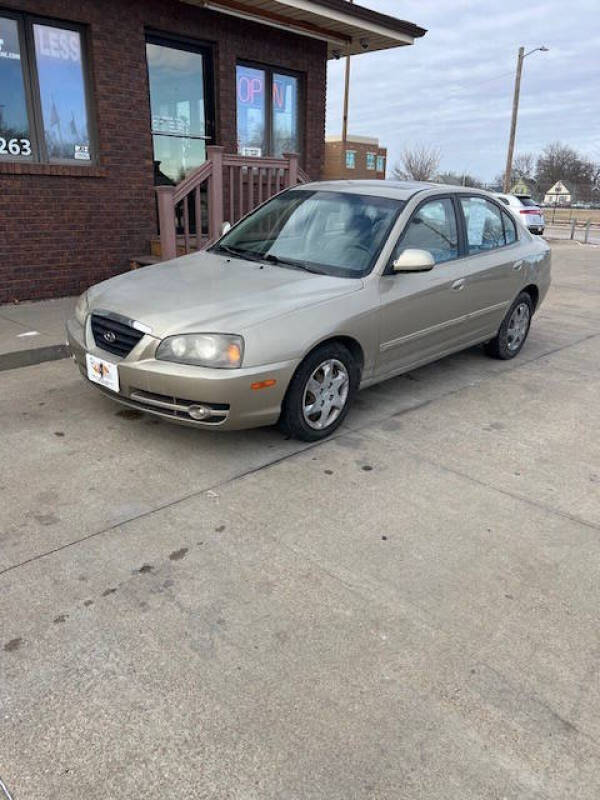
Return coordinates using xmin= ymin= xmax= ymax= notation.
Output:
xmin=323 ymin=140 xmax=387 ymax=181
xmin=0 ymin=0 xmax=327 ymax=302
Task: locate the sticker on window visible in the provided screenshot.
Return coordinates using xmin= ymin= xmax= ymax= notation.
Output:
xmin=74 ymin=143 xmax=90 ymax=160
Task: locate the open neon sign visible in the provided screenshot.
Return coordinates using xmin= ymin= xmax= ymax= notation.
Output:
xmin=237 ymin=74 xmax=287 ymax=109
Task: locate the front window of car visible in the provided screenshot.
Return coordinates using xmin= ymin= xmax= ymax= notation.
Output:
xmin=394 ymin=197 xmax=458 ymax=264
xmin=212 ymin=189 xmax=404 ymax=278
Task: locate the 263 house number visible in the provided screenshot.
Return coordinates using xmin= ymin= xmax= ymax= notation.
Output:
xmin=0 ymin=137 xmax=32 ymax=156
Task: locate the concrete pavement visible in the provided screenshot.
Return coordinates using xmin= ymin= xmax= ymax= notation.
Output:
xmin=1 ymin=241 xmax=599 ymax=799
xmin=0 ymin=296 xmax=75 ymax=371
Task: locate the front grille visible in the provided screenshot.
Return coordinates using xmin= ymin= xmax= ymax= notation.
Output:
xmin=91 ymin=313 xmax=144 ymax=358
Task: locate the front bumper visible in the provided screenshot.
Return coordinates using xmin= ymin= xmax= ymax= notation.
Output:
xmin=66 ymin=317 xmax=297 ymax=430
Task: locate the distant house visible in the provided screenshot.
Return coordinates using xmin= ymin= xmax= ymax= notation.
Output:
xmin=324 ymin=135 xmax=387 ymax=180
xmin=544 ymin=180 xmax=572 ymax=206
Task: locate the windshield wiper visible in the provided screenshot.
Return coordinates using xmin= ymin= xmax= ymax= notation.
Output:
xmin=212 ymin=244 xmax=264 ymax=262
xmin=263 ymin=253 xmax=325 ymax=275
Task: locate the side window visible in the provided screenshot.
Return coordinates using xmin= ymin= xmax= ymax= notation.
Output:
xmin=459 ymin=197 xmax=505 ymax=254
xmin=395 ymin=198 xmax=458 ymax=264
xmin=502 ymin=210 xmax=517 ymax=244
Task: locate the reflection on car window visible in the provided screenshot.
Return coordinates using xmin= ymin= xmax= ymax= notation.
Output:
xmin=214 ymin=189 xmax=404 ymax=278
xmin=460 ymin=197 xmax=505 ymax=253
xmin=395 ymin=198 xmax=458 ymax=264
xmin=502 ymin=210 xmax=517 ymax=244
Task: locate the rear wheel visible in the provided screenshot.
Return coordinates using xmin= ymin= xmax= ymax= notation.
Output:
xmin=279 ymin=342 xmax=360 ymax=441
xmin=485 ymin=292 xmax=533 ymax=360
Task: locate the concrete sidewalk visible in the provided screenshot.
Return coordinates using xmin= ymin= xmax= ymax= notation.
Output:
xmin=0 ymin=296 xmax=75 ymax=371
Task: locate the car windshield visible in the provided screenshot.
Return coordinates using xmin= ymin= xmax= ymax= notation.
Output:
xmin=211 ymin=189 xmax=404 ymax=278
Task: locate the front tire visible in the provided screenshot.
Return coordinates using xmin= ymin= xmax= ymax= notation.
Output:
xmin=485 ymin=292 xmax=533 ymax=360
xmin=279 ymin=342 xmax=360 ymax=441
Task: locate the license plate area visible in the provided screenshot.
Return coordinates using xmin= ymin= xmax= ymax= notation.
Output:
xmin=86 ymin=353 xmax=120 ymax=393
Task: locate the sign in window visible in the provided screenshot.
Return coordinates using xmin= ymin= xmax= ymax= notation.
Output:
xmin=0 ymin=17 xmax=32 ymax=157
xmin=237 ymin=64 xmax=300 ymax=158
xmin=0 ymin=13 xmax=94 ymax=163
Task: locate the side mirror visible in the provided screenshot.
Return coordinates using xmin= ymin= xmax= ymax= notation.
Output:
xmin=392 ymin=248 xmax=435 ymax=273
xmin=220 ymin=221 xmax=232 ymax=236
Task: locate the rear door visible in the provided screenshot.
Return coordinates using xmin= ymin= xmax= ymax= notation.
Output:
xmin=456 ymin=195 xmax=524 ymax=340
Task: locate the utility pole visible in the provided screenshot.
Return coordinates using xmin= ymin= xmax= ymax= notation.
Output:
xmin=341 ymin=0 xmax=353 ymax=143
xmin=503 ymin=45 xmax=548 ymax=193
xmin=503 ymin=47 xmax=524 ymax=193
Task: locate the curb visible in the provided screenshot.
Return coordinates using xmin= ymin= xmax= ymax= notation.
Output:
xmin=0 ymin=343 xmax=71 ymax=372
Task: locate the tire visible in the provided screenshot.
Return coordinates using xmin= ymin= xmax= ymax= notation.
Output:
xmin=484 ymin=291 xmax=533 ymax=360
xmin=279 ymin=342 xmax=360 ymax=441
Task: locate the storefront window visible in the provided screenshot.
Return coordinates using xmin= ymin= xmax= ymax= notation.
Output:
xmin=345 ymin=150 xmax=355 ymax=169
xmin=0 ymin=16 xmax=32 ymax=157
xmin=146 ymin=40 xmax=210 ymax=183
xmin=366 ymin=152 xmax=376 ymax=170
xmin=0 ymin=13 xmax=94 ymax=163
xmin=33 ymin=24 xmax=91 ymax=161
xmin=236 ymin=63 xmax=301 ymax=158
xmin=272 ymin=72 xmax=298 ymax=157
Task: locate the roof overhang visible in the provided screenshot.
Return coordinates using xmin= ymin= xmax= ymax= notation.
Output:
xmin=181 ymin=0 xmax=426 ymax=57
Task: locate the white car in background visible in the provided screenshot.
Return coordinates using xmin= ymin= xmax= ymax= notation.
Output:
xmin=495 ymin=193 xmax=545 ymax=235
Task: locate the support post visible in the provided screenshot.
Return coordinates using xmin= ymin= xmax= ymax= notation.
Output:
xmin=570 ymin=218 xmax=576 ymax=239
xmin=584 ymin=219 xmax=591 ymax=244
xmin=284 ymin=152 xmax=298 ymax=186
xmin=206 ymin=145 xmax=224 ymax=240
xmin=155 ymin=185 xmax=177 ymax=261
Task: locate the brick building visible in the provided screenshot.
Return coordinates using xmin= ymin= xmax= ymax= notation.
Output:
xmin=324 ymin=134 xmax=387 ymax=180
xmin=0 ymin=0 xmax=424 ymax=302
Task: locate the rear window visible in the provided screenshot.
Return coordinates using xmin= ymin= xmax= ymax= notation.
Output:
xmin=516 ymin=197 xmax=537 ymax=207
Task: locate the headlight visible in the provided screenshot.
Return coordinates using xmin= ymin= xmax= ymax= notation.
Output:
xmin=156 ymin=333 xmax=244 ymax=368
xmin=74 ymin=291 xmax=89 ymax=326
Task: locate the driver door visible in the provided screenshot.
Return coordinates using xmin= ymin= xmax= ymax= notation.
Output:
xmin=376 ymin=195 xmax=471 ymax=378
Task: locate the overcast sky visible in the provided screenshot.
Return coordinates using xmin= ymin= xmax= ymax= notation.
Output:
xmin=326 ymin=0 xmax=600 ymax=182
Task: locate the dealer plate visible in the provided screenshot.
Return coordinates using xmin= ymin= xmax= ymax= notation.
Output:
xmin=86 ymin=353 xmax=120 ymax=393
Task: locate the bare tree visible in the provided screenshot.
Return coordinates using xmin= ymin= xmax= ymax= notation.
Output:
xmin=393 ymin=144 xmax=441 ymax=182
xmin=512 ymin=153 xmax=535 ymax=180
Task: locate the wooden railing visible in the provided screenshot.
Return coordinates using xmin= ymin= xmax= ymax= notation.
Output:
xmin=155 ymin=145 xmax=309 ymax=261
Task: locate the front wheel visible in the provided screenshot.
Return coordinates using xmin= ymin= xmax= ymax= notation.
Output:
xmin=485 ymin=292 xmax=533 ymax=360
xmin=279 ymin=342 xmax=360 ymax=441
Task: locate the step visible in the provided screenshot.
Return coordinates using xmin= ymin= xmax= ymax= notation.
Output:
xmin=129 ymin=254 xmax=161 ymax=270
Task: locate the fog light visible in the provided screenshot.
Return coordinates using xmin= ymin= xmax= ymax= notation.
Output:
xmin=188 ymin=404 xmax=211 ymax=420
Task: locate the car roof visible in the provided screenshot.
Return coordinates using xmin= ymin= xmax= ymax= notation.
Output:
xmin=298 ymin=179 xmax=499 ymax=202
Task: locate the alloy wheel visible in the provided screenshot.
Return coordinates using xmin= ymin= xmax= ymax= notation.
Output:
xmin=302 ymin=358 xmax=350 ymax=430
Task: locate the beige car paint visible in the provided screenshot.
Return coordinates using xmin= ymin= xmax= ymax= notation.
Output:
xmin=66 ymin=181 xmax=551 ymax=430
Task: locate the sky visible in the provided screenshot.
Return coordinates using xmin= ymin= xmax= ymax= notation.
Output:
xmin=326 ymin=0 xmax=600 ymax=182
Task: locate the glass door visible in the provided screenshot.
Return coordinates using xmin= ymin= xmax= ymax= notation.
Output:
xmin=146 ymin=35 xmax=214 ymax=185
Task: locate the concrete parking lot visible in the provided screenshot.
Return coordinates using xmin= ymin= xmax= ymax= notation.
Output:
xmin=1 ymin=240 xmax=599 ymax=799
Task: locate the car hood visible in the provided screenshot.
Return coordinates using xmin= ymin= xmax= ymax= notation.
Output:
xmin=88 ymin=251 xmax=364 ymax=338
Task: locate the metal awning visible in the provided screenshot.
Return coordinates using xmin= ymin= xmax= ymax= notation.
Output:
xmin=182 ymin=0 xmax=426 ymax=57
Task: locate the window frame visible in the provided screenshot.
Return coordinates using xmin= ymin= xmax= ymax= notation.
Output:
xmin=366 ymin=151 xmax=376 ymax=171
xmin=345 ymin=149 xmax=356 ymax=169
xmin=387 ymin=191 xmax=521 ymax=274
xmin=387 ymin=193 xmax=463 ymax=273
xmin=0 ymin=8 xmax=97 ymax=165
xmin=236 ymin=59 xmax=304 ymax=161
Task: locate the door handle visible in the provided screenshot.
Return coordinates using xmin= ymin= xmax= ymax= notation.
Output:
xmin=451 ymin=279 xmax=465 ymax=292
xmin=513 ymin=260 xmax=524 ymax=271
